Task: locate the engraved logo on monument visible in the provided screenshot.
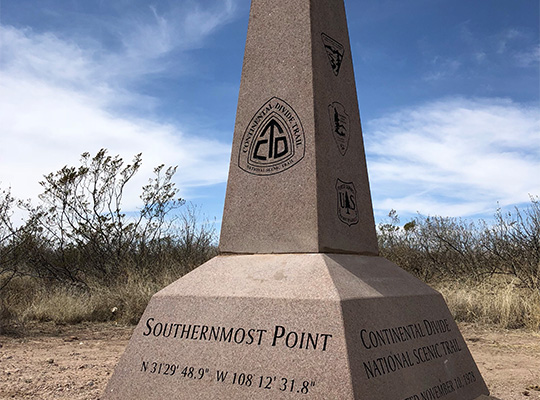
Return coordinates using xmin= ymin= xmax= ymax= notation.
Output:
xmin=336 ymin=179 xmax=359 ymax=226
xmin=239 ymin=97 xmax=305 ymax=176
xmin=322 ymin=33 xmax=344 ymax=76
xmin=328 ymin=102 xmax=350 ymax=155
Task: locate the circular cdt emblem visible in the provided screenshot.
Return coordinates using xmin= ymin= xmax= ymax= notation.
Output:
xmin=239 ymin=97 xmax=305 ymax=176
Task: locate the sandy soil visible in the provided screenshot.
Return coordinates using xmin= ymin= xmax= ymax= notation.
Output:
xmin=0 ymin=322 xmax=538 ymax=399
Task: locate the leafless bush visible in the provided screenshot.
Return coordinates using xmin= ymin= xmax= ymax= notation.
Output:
xmin=0 ymin=149 xmax=218 ymax=293
xmin=484 ymin=196 xmax=540 ymax=290
xmin=1 ymin=150 xmax=219 ymax=328
xmin=15 ymin=149 xmax=184 ymax=284
xmin=0 ymin=187 xmax=19 ymax=291
xmin=379 ymin=197 xmax=540 ymax=290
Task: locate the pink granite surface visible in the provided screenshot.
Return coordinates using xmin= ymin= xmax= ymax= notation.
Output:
xmin=219 ymin=0 xmax=378 ymax=255
xmin=104 ymin=255 xmax=489 ymax=399
xmin=105 ymin=0 xmax=492 ymax=398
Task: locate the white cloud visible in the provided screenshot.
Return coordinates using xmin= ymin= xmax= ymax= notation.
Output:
xmin=423 ymin=58 xmax=462 ymax=81
xmin=113 ymin=1 xmax=238 ymax=77
xmin=1 ymin=26 xmax=97 ymax=89
xmin=493 ymin=28 xmax=539 ymax=69
xmin=515 ymin=45 xmax=540 ymax=68
xmin=496 ymin=28 xmax=524 ymax=54
xmin=365 ymin=97 xmax=540 ymax=218
xmin=0 ymin=73 xmax=230 ymax=210
xmin=0 ymin=0 xmax=239 ymax=100
xmin=0 ymin=3 xmax=236 ymax=215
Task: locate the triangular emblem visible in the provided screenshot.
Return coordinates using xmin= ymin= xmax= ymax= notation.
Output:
xmin=322 ymin=33 xmax=344 ymax=76
xmin=238 ymin=97 xmax=305 ymax=176
xmin=328 ymin=102 xmax=350 ymax=155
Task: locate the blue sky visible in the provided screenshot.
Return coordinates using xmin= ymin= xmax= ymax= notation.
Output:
xmin=0 ymin=0 xmax=539 ymax=231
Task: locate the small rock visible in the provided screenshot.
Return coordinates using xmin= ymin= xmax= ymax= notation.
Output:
xmin=87 ymin=380 xmax=95 ymax=387
xmin=523 ymin=390 xmax=530 ymax=396
xmin=5 ymin=368 xmax=20 ymax=375
xmin=46 ymin=358 xmax=54 ymax=364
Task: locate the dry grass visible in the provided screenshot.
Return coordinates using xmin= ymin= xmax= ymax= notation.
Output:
xmin=0 ymin=269 xmax=183 ymax=332
xmin=2 ymin=272 xmax=539 ymax=333
xmin=435 ymin=277 xmax=540 ymax=331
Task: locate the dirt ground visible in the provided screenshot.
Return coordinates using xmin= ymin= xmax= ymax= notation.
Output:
xmin=0 ymin=322 xmax=539 ymax=400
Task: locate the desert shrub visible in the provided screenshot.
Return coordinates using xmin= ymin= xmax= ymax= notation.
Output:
xmin=377 ymin=202 xmax=540 ymax=330
xmin=483 ymin=197 xmax=540 ymax=290
xmin=0 ymin=150 xmax=218 ymax=329
xmin=379 ymin=197 xmax=540 ymax=290
xmin=17 ymin=149 xmax=184 ymax=284
xmin=2 ymin=149 xmax=538 ymax=329
xmin=0 ymin=187 xmax=19 ymax=291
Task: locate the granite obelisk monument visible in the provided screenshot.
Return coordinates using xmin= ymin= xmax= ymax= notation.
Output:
xmin=104 ymin=0 xmax=492 ymax=398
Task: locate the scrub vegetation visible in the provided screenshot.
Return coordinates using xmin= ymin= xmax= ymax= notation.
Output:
xmin=0 ymin=150 xmax=217 ymax=331
xmin=379 ymin=199 xmax=540 ymax=331
xmin=0 ymin=150 xmax=538 ymax=332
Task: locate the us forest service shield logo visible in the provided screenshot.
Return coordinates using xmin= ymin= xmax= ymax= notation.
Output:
xmin=239 ymin=97 xmax=305 ymax=176
xmin=328 ymin=102 xmax=350 ymax=156
xmin=336 ymin=179 xmax=359 ymax=226
xmin=322 ymin=33 xmax=345 ymax=76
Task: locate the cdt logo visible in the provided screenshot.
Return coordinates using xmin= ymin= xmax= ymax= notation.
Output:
xmin=336 ymin=179 xmax=359 ymax=226
xmin=253 ymin=119 xmax=288 ymax=161
xmin=239 ymin=97 xmax=305 ymax=176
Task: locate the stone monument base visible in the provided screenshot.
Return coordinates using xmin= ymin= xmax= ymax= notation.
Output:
xmin=104 ymin=254 xmax=490 ymax=399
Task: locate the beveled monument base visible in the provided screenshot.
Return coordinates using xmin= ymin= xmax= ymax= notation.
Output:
xmin=104 ymin=254 xmax=490 ymax=399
